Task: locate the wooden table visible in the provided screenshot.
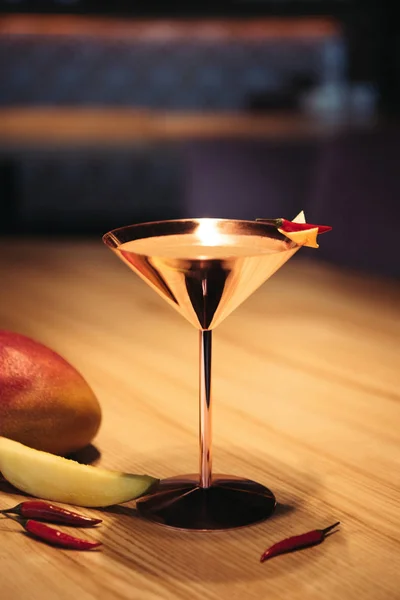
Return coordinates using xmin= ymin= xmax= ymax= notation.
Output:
xmin=0 ymin=239 xmax=399 ymax=600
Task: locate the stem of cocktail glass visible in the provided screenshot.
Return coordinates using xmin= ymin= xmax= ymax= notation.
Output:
xmin=199 ymin=330 xmax=212 ymax=488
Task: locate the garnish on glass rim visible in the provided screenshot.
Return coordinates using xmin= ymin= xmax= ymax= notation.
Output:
xmin=257 ymin=218 xmax=332 ymax=235
xmin=260 ymin=522 xmax=340 ymax=562
xmin=256 ymin=212 xmax=332 ymax=249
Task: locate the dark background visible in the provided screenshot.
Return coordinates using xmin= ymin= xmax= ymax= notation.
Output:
xmin=0 ymin=1 xmax=399 ymax=277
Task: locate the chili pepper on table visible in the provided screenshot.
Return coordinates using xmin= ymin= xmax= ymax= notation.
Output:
xmin=23 ymin=519 xmax=102 ymax=550
xmin=7 ymin=517 xmax=102 ymax=550
xmin=1 ymin=501 xmax=101 ymax=527
xmin=260 ymin=522 xmax=340 ymax=563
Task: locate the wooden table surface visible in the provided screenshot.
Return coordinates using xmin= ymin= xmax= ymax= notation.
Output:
xmin=0 ymin=239 xmax=399 ymax=600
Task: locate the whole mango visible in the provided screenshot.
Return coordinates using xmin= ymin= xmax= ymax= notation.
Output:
xmin=0 ymin=331 xmax=101 ymax=456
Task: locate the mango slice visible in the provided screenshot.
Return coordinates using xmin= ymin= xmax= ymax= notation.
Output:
xmin=278 ymin=226 xmax=320 ymax=248
xmin=0 ymin=437 xmax=158 ymax=507
xmin=292 ymin=210 xmax=306 ymax=224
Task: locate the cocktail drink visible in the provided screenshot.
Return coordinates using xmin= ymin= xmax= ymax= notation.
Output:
xmin=103 ymin=215 xmax=330 ymax=530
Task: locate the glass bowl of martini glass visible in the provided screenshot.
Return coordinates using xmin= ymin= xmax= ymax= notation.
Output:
xmin=103 ymin=213 xmax=330 ymax=531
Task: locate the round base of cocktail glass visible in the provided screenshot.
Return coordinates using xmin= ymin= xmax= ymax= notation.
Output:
xmin=136 ymin=474 xmax=276 ymax=530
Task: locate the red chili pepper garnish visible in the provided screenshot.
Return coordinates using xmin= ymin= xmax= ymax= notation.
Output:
xmin=257 ymin=218 xmax=332 ymax=235
xmin=1 ymin=501 xmax=101 ymax=527
xmin=20 ymin=519 xmax=102 ymax=550
xmin=279 ymin=219 xmax=332 ymax=234
xmin=260 ymin=522 xmax=340 ymax=562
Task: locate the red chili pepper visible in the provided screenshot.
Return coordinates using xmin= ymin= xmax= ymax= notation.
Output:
xmin=279 ymin=219 xmax=332 ymax=234
xmin=21 ymin=519 xmax=102 ymax=550
xmin=1 ymin=501 xmax=101 ymax=527
xmin=260 ymin=522 xmax=340 ymax=562
xmin=257 ymin=218 xmax=332 ymax=235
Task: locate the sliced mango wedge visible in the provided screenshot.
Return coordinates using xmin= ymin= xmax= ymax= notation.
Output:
xmin=0 ymin=436 xmax=158 ymax=507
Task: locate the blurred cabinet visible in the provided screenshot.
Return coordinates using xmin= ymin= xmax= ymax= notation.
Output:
xmin=183 ymin=131 xmax=399 ymax=279
xmin=1 ymin=147 xmax=184 ymax=233
xmin=0 ymin=18 xmax=342 ymax=111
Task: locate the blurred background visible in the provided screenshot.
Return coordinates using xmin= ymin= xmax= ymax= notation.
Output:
xmin=0 ymin=1 xmax=399 ymax=277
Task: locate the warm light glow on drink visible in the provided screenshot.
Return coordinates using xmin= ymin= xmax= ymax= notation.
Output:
xmin=195 ymin=218 xmax=224 ymax=247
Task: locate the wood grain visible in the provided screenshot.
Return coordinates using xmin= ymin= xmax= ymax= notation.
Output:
xmin=0 ymin=239 xmax=399 ymax=600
